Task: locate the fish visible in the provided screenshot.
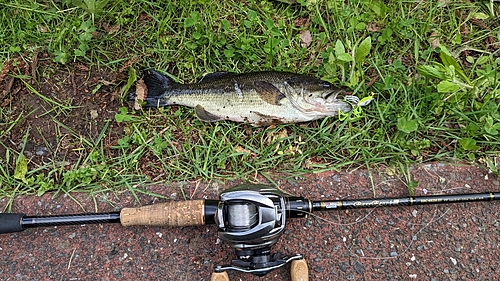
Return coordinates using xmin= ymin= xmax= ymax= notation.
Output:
xmin=129 ymin=69 xmax=362 ymax=126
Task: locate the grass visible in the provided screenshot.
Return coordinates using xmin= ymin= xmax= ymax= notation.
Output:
xmin=0 ymin=0 xmax=499 ymax=203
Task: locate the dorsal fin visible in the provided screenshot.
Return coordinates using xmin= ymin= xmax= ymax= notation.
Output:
xmin=197 ymin=72 xmax=235 ymax=83
xmin=254 ymin=81 xmax=285 ymax=106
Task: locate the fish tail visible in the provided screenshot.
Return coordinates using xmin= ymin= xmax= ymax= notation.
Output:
xmin=128 ymin=69 xmax=174 ymax=106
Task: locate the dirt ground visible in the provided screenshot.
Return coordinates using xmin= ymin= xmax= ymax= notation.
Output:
xmin=0 ymin=55 xmax=126 ymax=177
xmin=1 ymin=163 xmax=500 ymax=280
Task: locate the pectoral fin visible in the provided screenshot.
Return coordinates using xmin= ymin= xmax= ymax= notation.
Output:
xmin=194 ymin=105 xmax=224 ymax=122
xmin=254 ymin=81 xmax=286 ymax=106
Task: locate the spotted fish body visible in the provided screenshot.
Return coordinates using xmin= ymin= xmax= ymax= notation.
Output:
xmin=130 ymin=69 xmax=355 ymax=126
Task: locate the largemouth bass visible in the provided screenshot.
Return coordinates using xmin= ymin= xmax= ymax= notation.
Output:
xmin=129 ymin=70 xmax=363 ymax=126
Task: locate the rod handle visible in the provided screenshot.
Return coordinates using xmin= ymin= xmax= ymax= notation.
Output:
xmin=210 ymin=271 xmax=229 ymax=281
xmin=291 ymin=258 xmax=309 ymax=281
xmin=120 ymin=200 xmax=206 ymax=227
xmin=0 ymin=213 xmax=25 ymax=234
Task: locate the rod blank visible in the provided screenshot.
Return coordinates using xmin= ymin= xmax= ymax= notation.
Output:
xmin=312 ymin=192 xmax=500 ymax=211
xmin=22 ymin=213 xmax=121 ymax=228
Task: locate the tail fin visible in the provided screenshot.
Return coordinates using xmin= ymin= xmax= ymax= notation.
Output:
xmin=128 ymin=69 xmax=174 ymax=107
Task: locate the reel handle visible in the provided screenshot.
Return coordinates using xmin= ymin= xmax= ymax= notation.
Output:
xmin=120 ymin=200 xmax=207 ymax=227
xmin=210 ymin=259 xmax=308 ymax=281
xmin=210 ymin=271 xmax=229 ymax=281
xmin=291 ymin=258 xmax=309 ymax=281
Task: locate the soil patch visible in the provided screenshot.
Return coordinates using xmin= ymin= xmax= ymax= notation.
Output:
xmin=1 ymin=55 xmax=126 ymax=182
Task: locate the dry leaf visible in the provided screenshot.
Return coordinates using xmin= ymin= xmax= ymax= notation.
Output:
xmin=294 ymin=16 xmax=310 ymax=28
xmin=277 ymin=129 xmax=288 ymax=139
xmin=300 ymin=30 xmax=312 ymax=48
xmin=460 ymin=23 xmax=470 ymax=36
xmin=366 ymin=22 xmax=380 ymax=32
xmin=37 ymin=25 xmax=48 ymax=33
xmin=266 ymin=128 xmax=288 ymax=145
xmin=470 ymin=17 xmax=490 ymax=30
xmin=119 ymin=56 xmax=139 ymax=73
xmin=138 ymin=12 xmax=152 ymax=21
xmin=235 ymin=146 xmax=251 ymax=154
xmin=273 ymin=129 xmax=288 ymax=142
xmin=438 ymin=0 xmax=449 ymax=7
xmin=103 ymin=23 xmax=120 ymax=34
xmin=429 ymin=31 xmax=440 ymax=50
xmin=134 ymin=78 xmax=147 ymax=110
xmin=235 ymin=146 xmax=256 ymax=157
xmin=0 ymin=59 xmax=14 ymax=81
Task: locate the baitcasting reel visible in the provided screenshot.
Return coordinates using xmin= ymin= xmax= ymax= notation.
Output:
xmin=213 ymin=184 xmax=304 ymax=276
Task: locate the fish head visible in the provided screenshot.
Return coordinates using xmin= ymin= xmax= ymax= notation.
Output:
xmin=285 ymin=77 xmax=352 ymax=115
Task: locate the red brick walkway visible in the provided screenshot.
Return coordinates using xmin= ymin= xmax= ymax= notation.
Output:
xmin=1 ymin=163 xmax=499 ymax=280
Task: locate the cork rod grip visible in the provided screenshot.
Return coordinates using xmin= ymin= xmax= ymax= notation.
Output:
xmin=120 ymin=200 xmax=205 ymax=227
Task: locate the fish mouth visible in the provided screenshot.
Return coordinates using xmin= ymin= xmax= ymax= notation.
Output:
xmin=316 ymin=90 xmax=357 ymax=114
xmin=321 ymin=89 xmax=347 ymax=103
xmin=323 ymin=99 xmax=352 ymax=114
xmin=292 ymin=91 xmax=352 ymax=116
xmin=321 ymin=90 xmax=361 ymax=109
xmin=319 ymin=91 xmax=347 ymax=106
xmin=322 ymin=91 xmax=340 ymax=103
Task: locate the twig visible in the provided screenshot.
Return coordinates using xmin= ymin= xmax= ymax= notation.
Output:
xmin=67 ymin=248 xmax=77 ymax=269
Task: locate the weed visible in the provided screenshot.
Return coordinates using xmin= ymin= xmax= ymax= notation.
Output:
xmin=0 ymin=0 xmax=499 ymax=199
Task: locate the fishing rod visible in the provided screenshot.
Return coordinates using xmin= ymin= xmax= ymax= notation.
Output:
xmin=1 ymin=183 xmax=499 ymax=281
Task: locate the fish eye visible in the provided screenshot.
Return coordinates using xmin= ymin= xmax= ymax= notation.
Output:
xmin=319 ymin=82 xmax=331 ymax=88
